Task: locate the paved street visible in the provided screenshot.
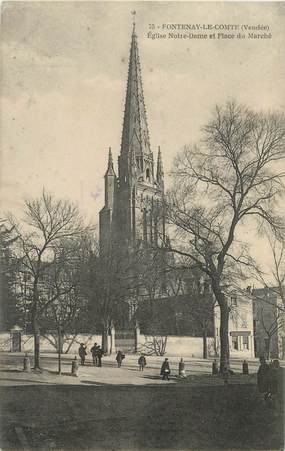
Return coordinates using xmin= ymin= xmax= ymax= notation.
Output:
xmin=0 ymin=352 xmax=284 ymax=450
xmin=0 ymin=352 xmax=265 ymax=386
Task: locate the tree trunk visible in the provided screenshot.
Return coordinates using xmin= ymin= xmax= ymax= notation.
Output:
xmin=267 ymin=337 xmax=271 ymax=360
xmin=110 ymin=324 xmax=115 ymax=355
xmin=212 ymin=282 xmax=230 ymax=372
xmin=58 ymin=325 xmax=62 ymax=375
xmin=219 ymin=301 xmax=230 ymax=372
xmin=33 ymin=317 xmax=40 ymax=369
xmin=101 ymin=320 xmax=109 ymax=354
xmin=202 ymin=328 xmax=208 ymax=359
xmin=32 ymin=281 xmax=41 ymax=369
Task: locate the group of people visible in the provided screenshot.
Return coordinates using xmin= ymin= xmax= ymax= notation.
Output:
xmin=257 ymin=357 xmax=283 ymax=407
xmin=78 ymin=345 xmax=187 ymax=380
xmin=137 ymin=355 xmax=186 ymax=380
xmin=160 ymin=358 xmax=187 ymax=380
xmin=78 ymin=343 xmax=104 ymax=366
xmin=78 ymin=347 xmax=283 ymax=392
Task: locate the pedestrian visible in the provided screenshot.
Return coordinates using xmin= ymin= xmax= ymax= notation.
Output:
xmin=178 ymin=358 xmax=186 ymax=378
xmin=90 ymin=342 xmax=98 ymax=366
xmin=90 ymin=343 xmax=97 ymax=366
xmin=257 ymin=356 xmax=270 ymax=400
xmin=138 ymin=354 xmax=147 ymax=371
xmin=97 ymin=346 xmax=103 ymax=367
xmin=268 ymin=359 xmax=283 ymax=409
xmin=160 ymin=358 xmax=171 ymax=380
xmin=116 ymin=350 xmax=125 ymax=368
xmin=78 ymin=343 xmax=87 ymax=365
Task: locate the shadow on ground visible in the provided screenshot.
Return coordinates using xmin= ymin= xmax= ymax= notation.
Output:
xmin=0 ymin=382 xmax=283 ymax=450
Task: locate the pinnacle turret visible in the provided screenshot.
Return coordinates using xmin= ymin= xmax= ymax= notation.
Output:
xmin=157 ymin=146 xmax=164 ymax=188
xmin=105 ymin=147 xmax=115 ymax=177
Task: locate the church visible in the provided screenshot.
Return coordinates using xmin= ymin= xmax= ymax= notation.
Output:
xmin=98 ymin=24 xmax=254 ymax=358
xmin=99 ymin=24 xmax=165 ymax=259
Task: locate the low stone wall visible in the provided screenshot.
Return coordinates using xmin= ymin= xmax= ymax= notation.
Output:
xmin=138 ymin=335 xmax=217 ymax=358
xmin=1 ymin=330 xmax=253 ymax=359
xmin=21 ymin=333 xmax=103 ymax=354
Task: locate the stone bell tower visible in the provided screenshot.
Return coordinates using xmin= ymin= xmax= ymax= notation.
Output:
xmin=100 ymin=24 xmax=166 ymax=255
xmin=98 ymin=22 xmax=168 ymax=329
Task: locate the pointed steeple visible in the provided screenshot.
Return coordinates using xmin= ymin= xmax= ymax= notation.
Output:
xmin=157 ymin=146 xmax=164 ymax=188
xmin=105 ymin=147 xmax=115 ymax=177
xmin=120 ymin=24 xmax=151 ymax=158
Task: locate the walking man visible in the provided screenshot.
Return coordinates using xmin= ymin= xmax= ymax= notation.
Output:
xmin=97 ymin=346 xmax=103 ymax=367
xmin=78 ymin=343 xmax=87 ymax=366
xmin=160 ymin=358 xmax=171 ymax=380
xmin=116 ymin=350 xmax=125 ymax=368
xmin=91 ymin=343 xmax=99 ymax=366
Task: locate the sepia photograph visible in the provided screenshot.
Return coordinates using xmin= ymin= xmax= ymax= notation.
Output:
xmin=0 ymin=1 xmax=284 ymax=449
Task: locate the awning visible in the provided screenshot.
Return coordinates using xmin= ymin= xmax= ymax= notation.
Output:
xmin=230 ymin=331 xmax=251 ymax=337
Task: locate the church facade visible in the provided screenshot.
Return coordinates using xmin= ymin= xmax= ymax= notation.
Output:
xmin=99 ymin=25 xmax=165 ymax=258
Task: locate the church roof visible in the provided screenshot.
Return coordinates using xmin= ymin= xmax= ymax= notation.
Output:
xmin=120 ymin=24 xmax=151 ymax=157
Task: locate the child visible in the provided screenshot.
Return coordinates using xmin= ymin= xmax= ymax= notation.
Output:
xmin=138 ymin=354 xmax=147 ymax=371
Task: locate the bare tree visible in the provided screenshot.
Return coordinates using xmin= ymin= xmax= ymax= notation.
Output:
xmin=134 ymin=247 xmax=168 ymax=307
xmin=167 ymin=101 xmax=285 ymax=371
xmin=8 ymin=190 xmax=88 ymax=369
xmin=259 ymin=306 xmax=284 ymax=359
xmin=271 ymin=237 xmax=285 ymax=305
xmin=0 ymin=220 xmax=19 ymax=329
xmin=255 ymin=233 xmax=285 ymax=308
xmin=83 ymin=241 xmax=136 ymax=353
xmin=140 ymin=335 xmax=168 ymax=356
xmin=39 ymin=237 xmax=90 ymax=374
xmin=182 ymin=272 xmax=215 ymax=359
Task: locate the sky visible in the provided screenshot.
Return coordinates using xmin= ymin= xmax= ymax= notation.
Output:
xmin=1 ymin=1 xmax=285 ymax=272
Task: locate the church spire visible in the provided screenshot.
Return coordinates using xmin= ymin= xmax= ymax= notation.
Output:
xmin=120 ymin=23 xmax=151 ymax=158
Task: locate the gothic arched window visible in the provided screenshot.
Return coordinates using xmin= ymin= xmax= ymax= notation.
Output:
xmin=146 ymin=168 xmax=150 ymax=181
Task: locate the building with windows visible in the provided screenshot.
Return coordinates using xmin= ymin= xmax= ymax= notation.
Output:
xmin=214 ymin=290 xmax=255 ymax=358
xmin=252 ymin=287 xmax=285 ymax=359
